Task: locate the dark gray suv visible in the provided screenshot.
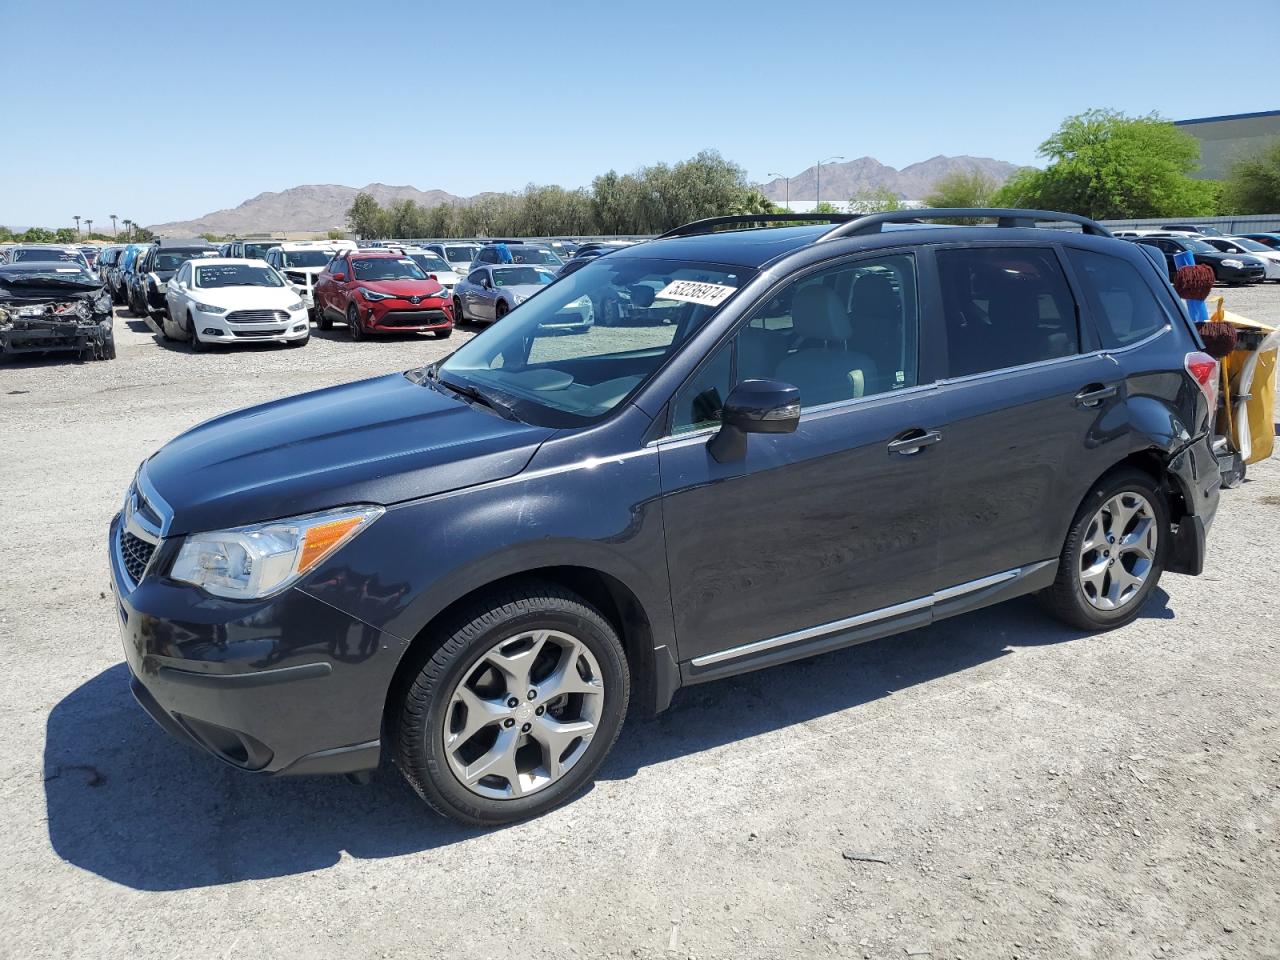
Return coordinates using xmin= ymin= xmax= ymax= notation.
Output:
xmin=109 ymin=209 xmax=1221 ymax=825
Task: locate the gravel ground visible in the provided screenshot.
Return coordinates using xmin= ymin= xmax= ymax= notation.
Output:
xmin=1 ymin=288 xmax=1278 ymax=960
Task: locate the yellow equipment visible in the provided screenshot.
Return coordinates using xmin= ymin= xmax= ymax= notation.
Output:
xmin=1211 ymin=302 xmax=1277 ymax=466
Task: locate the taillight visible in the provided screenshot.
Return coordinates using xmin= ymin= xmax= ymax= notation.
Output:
xmin=1185 ymin=351 xmax=1219 ymax=421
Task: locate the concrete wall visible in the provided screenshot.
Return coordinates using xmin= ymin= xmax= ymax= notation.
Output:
xmin=1175 ymin=111 xmax=1280 ymax=180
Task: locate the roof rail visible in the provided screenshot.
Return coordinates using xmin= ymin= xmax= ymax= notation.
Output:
xmin=818 ymin=208 xmax=1112 ymax=241
xmin=656 ymin=213 xmax=857 ymax=240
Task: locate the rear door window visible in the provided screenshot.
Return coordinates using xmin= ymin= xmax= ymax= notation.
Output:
xmin=1066 ymin=248 xmax=1170 ymax=349
xmin=936 ymin=247 xmax=1080 ymax=378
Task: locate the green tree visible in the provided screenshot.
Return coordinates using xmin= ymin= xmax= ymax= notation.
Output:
xmin=346 ymin=191 xmax=385 ymax=238
xmin=734 ymin=189 xmax=777 ymax=215
xmin=1222 ymin=139 xmax=1280 ymax=214
xmin=327 ymin=229 xmax=346 ymax=240
xmin=20 ymin=227 xmax=55 ymax=243
xmin=925 ymin=170 xmax=997 ymax=209
xmin=849 ymin=187 xmax=904 ymax=213
xmin=812 ymin=201 xmax=840 ymax=214
xmin=993 ymin=109 xmax=1218 ymax=219
xmin=54 ymin=227 xmax=77 ymax=243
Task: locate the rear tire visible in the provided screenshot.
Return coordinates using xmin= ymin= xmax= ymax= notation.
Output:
xmin=1040 ymin=468 xmax=1169 ymax=631
xmin=393 ymin=582 xmax=629 ymax=826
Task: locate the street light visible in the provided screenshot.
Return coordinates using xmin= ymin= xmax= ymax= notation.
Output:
xmin=768 ymin=172 xmax=791 ymax=212
xmin=815 ymin=155 xmax=845 ymax=210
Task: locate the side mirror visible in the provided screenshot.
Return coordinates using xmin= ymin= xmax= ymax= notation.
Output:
xmin=482 ymin=278 xmax=492 ymax=289
xmin=708 ymin=379 xmax=801 ymax=463
xmin=332 ymin=272 xmax=345 ymax=282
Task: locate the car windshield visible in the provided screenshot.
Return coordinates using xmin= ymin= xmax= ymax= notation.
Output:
xmin=435 ymin=257 xmax=750 ymax=426
xmin=242 ymin=242 xmax=277 ymax=259
xmin=509 ymin=247 xmax=562 ymax=265
xmin=195 ymin=264 xmax=284 ymax=288
xmin=493 ymin=266 xmax=555 ymax=287
xmin=351 ymin=257 xmax=427 ymax=281
xmin=0 ymin=264 xmax=100 ymax=286
xmin=409 ymin=253 xmax=452 ymax=273
xmin=12 ymin=248 xmax=82 ymax=263
xmin=282 ymin=250 xmax=334 ymax=268
xmin=1181 ymin=238 xmax=1216 ymax=253
xmin=1226 ymin=237 xmax=1270 ymax=253
xmin=445 ymin=245 xmax=479 ymax=262
xmin=155 ymin=250 xmax=213 ymax=271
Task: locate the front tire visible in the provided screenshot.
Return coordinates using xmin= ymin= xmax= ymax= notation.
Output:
xmin=316 ymin=304 xmax=333 ymax=330
xmin=434 ymin=327 xmax=453 ymax=339
xmin=347 ymin=303 xmax=364 ymax=341
xmin=495 ymin=300 xmax=508 ymax=321
xmin=1040 ymin=468 xmax=1169 ymax=631
xmin=188 ymin=313 xmax=205 ymax=353
xmin=393 ymin=582 xmax=630 ymax=826
xmin=453 ymin=297 xmax=465 ymax=323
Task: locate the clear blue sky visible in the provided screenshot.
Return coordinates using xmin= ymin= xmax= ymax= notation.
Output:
xmin=4 ymin=0 xmax=1275 ymax=229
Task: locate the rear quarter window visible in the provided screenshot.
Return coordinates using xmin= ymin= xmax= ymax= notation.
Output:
xmin=1066 ymin=248 xmax=1169 ymax=349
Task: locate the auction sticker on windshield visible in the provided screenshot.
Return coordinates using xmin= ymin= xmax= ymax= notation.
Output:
xmin=655 ymin=279 xmax=737 ymax=307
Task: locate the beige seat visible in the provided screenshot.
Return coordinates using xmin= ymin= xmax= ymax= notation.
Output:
xmin=775 ymin=285 xmax=876 ymax=406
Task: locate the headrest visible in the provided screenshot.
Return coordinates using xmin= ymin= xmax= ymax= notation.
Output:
xmin=629 ymin=283 xmax=655 ymax=308
xmin=792 ymin=285 xmax=851 ymax=341
xmin=849 ymin=273 xmax=899 ymax=318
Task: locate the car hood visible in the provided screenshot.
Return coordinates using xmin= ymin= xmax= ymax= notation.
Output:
xmin=145 ymin=373 xmax=554 ymax=535
xmin=502 ymin=283 xmax=550 ymax=300
xmin=353 ymin=278 xmax=448 ymax=299
xmin=186 ymin=285 xmax=301 ymax=309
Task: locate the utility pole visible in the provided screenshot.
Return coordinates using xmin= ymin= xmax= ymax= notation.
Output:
xmin=815 ymin=156 xmax=845 ymax=210
xmin=768 ymin=172 xmax=791 ymax=212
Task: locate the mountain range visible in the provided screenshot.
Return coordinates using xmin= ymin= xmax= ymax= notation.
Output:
xmin=759 ymin=155 xmax=1023 ymax=205
xmin=147 ymin=155 xmax=1025 ymax=236
xmin=148 ymin=183 xmax=462 ymax=237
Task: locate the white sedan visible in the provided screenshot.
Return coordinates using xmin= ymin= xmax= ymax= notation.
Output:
xmin=1202 ymin=237 xmax=1280 ymax=281
xmin=163 ymin=258 xmax=311 ymax=351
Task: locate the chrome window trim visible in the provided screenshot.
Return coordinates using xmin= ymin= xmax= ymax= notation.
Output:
xmin=1098 ymin=323 xmax=1171 ymax=357
xmin=690 ymin=566 xmax=1030 ymax=667
xmin=655 ymin=382 xmax=939 ymax=447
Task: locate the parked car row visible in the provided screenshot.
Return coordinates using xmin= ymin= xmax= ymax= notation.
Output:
xmin=1115 ymin=228 xmax=1280 ymax=284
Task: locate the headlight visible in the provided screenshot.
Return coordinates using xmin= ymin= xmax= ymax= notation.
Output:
xmin=512 ymin=293 xmax=527 ymax=304
xmin=287 ymin=301 xmax=305 ymax=312
xmin=359 ymin=287 xmax=394 ymax=301
xmin=170 ymin=505 xmax=384 ymax=600
xmin=193 ymin=302 xmax=227 ymax=314
xmin=1222 ymin=259 xmax=1244 ymax=269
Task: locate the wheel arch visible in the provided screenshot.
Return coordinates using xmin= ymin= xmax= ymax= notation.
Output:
xmin=382 ymin=564 xmax=678 ymax=746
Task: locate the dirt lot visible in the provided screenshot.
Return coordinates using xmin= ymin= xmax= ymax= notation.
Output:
xmin=1 ymin=289 xmax=1278 ymax=960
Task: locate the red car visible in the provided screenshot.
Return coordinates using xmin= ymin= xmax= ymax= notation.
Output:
xmin=313 ymin=251 xmax=453 ymax=340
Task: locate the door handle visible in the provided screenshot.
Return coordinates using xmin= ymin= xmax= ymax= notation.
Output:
xmin=887 ymin=429 xmax=942 ymax=456
xmin=1075 ymin=384 xmax=1118 ymax=408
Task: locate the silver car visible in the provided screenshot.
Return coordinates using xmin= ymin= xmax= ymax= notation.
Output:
xmin=453 ymin=264 xmax=593 ymax=331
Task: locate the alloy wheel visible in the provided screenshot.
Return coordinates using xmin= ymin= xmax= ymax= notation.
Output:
xmin=1079 ymin=491 xmax=1158 ymax=610
xmin=443 ymin=629 xmax=604 ymax=800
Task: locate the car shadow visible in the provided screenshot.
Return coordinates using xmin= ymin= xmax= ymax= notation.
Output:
xmin=45 ymin=590 xmax=1172 ymax=891
xmin=310 ymin=325 xmax=454 ymax=345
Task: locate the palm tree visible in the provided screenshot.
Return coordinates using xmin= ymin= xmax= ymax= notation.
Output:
xmin=122 ymin=219 xmax=132 ymax=240
xmin=110 ymin=214 xmax=118 ymax=237
xmin=734 ymin=189 xmax=777 ymax=216
xmin=85 ymin=219 xmax=94 ymax=237
xmin=73 ymin=215 xmax=82 ymax=238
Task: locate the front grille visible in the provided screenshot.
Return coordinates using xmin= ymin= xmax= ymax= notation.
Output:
xmin=232 ymin=328 xmax=288 ymax=338
xmin=119 ymin=529 xmax=155 ymax=585
xmin=380 ymin=309 xmax=449 ymax=328
xmin=227 ymin=309 xmax=289 ymax=323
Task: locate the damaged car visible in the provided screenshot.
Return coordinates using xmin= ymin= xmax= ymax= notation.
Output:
xmin=0 ymin=262 xmax=116 ymax=361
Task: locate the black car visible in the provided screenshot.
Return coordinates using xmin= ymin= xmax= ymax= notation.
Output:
xmin=470 ymin=243 xmax=563 ymax=268
xmin=1130 ymin=234 xmax=1266 ymax=284
xmin=0 ymin=261 xmax=115 ymax=360
xmin=555 ymin=241 xmax=631 ymax=279
xmin=127 ymin=238 xmax=218 ymax=319
xmin=110 ymin=208 xmax=1221 ymax=825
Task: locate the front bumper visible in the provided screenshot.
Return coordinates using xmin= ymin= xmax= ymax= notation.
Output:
xmin=108 ymin=512 xmax=395 ymax=775
xmin=191 ymin=308 xmax=311 ymax=344
xmin=1217 ymin=263 xmax=1266 ymax=283
xmin=363 ymin=298 xmax=453 ymax=332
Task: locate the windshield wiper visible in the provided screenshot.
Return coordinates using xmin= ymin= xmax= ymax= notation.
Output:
xmin=438 ymin=376 xmax=520 ymax=422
